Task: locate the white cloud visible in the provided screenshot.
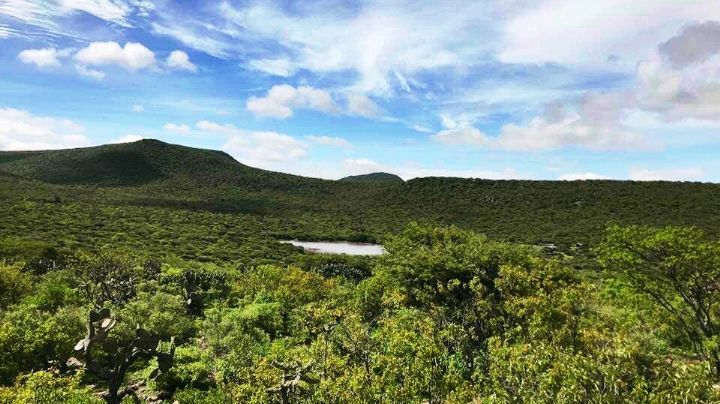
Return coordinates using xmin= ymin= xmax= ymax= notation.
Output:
xmin=411 ymin=125 xmax=433 ymax=133
xmin=246 ymin=57 xmax=296 ymax=77
xmin=434 ymin=92 xmax=651 ymax=151
xmin=558 ymin=172 xmax=609 ymax=180
xmin=342 ymin=158 xmax=384 ymax=176
xmin=163 ymin=123 xmax=192 ymax=134
xmin=246 ymin=85 xmax=338 ymax=119
xmin=0 ymin=0 xmax=148 ymax=39
xmin=151 ymin=22 xmax=230 ymax=59
xmin=75 ymin=64 xmax=105 ymax=80
xmin=306 ymin=135 xmax=352 ymax=149
xmin=346 ymin=94 xmax=381 ymax=118
xmin=18 ymin=48 xmax=64 ymax=68
xmin=636 ymin=52 xmax=720 ymax=121
xmin=74 ymin=41 xmax=156 ymax=71
xmin=629 ymin=167 xmax=705 ymax=182
xmin=433 ymin=126 xmax=490 ymax=146
xmin=163 ymin=2 xmax=497 ymax=94
xmin=0 ymin=0 xmax=132 ymax=37
xmin=196 ymin=120 xmax=308 ymax=168
xmin=111 ymin=134 xmax=144 ymax=143
xmin=499 ymin=0 xmax=720 ymax=65
xmin=166 ymin=50 xmax=197 ymax=72
xmin=495 ymin=106 xmax=647 ymax=152
xmin=58 ymin=0 xmax=132 ymax=26
xmin=132 ymin=104 xmax=144 ymax=112
xmin=0 ymin=24 xmax=15 ymax=38
xmin=659 ymin=21 xmax=720 ymax=68
xmin=0 ymin=107 xmax=90 ymax=150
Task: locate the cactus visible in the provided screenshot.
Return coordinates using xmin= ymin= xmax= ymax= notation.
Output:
xmin=163 ymin=268 xmax=229 ymax=315
xmin=67 ymin=308 xmax=176 ymax=404
xmin=266 ymin=361 xmax=318 ymax=404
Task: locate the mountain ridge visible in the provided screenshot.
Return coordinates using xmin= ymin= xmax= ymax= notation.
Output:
xmin=2 ymin=139 xmax=720 ymax=248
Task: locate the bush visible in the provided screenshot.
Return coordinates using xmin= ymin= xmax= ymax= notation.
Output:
xmin=0 ymin=263 xmax=32 ymax=310
xmin=0 ymin=305 xmax=85 ymax=384
xmin=0 ymin=370 xmax=100 ymax=403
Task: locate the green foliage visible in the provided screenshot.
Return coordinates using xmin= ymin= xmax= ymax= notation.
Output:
xmin=598 ymin=225 xmax=720 ymax=375
xmin=0 ymin=305 xmax=85 ymax=384
xmin=23 ymin=269 xmax=80 ymax=311
xmin=2 ymin=146 xmax=720 ymax=404
xmin=115 ymin=291 xmax=195 ymax=342
xmin=0 ymin=263 xmax=33 ymax=309
xmin=2 ymin=140 xmax=720 ymax=263
xmin=0 ymin=370 xmax=101 ymax=403
xmin=340 ymin=172 xmax=404 ymax=183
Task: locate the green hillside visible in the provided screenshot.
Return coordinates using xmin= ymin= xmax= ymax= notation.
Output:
xmin=1 ymin=139 xmax=719 ymax=259
xmin=340 ymin=172 xmax=404 ymax=183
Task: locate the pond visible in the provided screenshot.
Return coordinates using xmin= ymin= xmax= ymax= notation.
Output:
xmin=279 ymin=240 xmax=386 ymax=256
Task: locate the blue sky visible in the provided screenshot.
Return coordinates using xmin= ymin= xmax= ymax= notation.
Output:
xmin=1 ymin=0 xmax=719 ymax=181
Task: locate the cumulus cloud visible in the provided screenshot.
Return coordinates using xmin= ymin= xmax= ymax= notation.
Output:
xmin=132 ymin=104 xmax=144 ymax=112
xmin=0 ymin=107 xmax=90 ymax=150
xmin=163 ymin=123 xmax=192 ymax=134
xmin=246 ymin=85 xmax=338 ymax=119
xmin=166 ymin=50 xmax=197 ymax=72
xmin=629 ymin=167 xmax=705 ymax=182
xmin=433 ymin=92 xmax=649 ymax=151
xmin=659 ymin=21 xmax=720 ymax=68
xmin=636 ymin=48 xmax=720 ymax=121
xmin=196 ymin=120 xmax=307 ymax=168
xmin=246 ymin=86 xmax=387 ymax=120
xmin=346 ymin=94 xmax=381 ymax=118
xmin=497 ymin=93 xmax=648 ymax=151
xmin=306 ymin=135 xmax=352 ymax=149
xmin=433 ymin=126 xmax=490 ymax=146
xmin=500 ymin=0 xmax=720 ymax=65
xmin=443 ymin=20 xmax=720 ymax=153
xmin=74 ymin=41 xmax=156 ymax=71
xmin=18 ymin=47 xmax=69 ymax=68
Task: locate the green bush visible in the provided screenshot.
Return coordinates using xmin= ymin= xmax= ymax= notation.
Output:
xmin=0 ymin=263 xmax=33 ymax=310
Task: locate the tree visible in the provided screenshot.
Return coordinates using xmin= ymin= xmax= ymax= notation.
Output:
xmin=598 ymin=225 xmax=720 ymax=375
xmin=68 ymin=308 xmax=176 ymax=403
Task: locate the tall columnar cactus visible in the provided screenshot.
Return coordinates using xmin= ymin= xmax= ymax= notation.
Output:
xmin=68 ymin=308 xmax=176 ymax=404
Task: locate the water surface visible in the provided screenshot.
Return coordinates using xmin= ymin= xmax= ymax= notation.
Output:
xmin=280 ymin=240 xmax=385 ymax=255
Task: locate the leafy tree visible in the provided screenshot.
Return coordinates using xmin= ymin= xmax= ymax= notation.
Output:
xmin=69 ymin=307 xmax=176 ymax=403
xmin=598 ymin=225 xmax=720 ymax=375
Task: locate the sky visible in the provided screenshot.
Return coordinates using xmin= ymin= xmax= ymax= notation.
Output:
xmin=1 ymin=0 xmax=719 ymax=181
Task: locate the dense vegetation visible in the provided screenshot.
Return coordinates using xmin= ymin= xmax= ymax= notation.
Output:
xmin=1 ymin=140 xmax=719 ymax=257
xmin=1 ymin=140 xmax=720 ymax=402
xmin=339 ymin=172 xmax=404 ymax=183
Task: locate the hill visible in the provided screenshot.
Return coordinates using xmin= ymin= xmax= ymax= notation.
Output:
xmin=0 ymin=139 xmax=311 ymax=188
xmin=340 ymin=172 xmax=404 ymax=183
xmin=1 ymin=139 xmax=720 ymax=260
